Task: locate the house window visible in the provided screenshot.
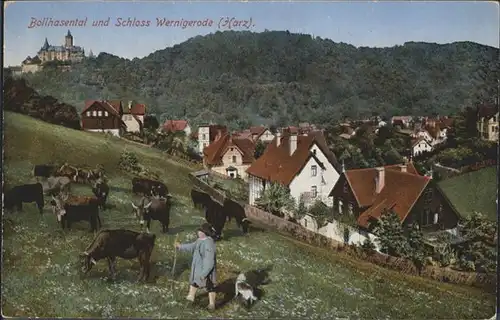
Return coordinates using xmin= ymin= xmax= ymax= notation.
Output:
xmin=97 ymin=110 xmax=102 ymax=117
xmin=304 ymin=219 xmax=308 ymax=228
xmin=311 ymin=186 xmax=317 ymax=198
xmin=86 ymin=111 xmax=90 ymax=117
xmin=311 ymin=165 xmax=317 ymax=177
xmin=104 ymin=111 xmax=108 ymax=117
xmin=422 ymin=209 xmax=433 ymax=226
xmin=229 ymin=173 xmax=235 ymax=178
xmin=423 ymin=188 xmax=433 ymax=206
xmin=312 ymin=149 xmax=316 ymax=155
xmin=343 ymin=181 xmax=348 ymax=194
xmin=92 ymin=111 xmax=97 ymax=117
xmin=202 ymin=134 xmax=206 ymax=140
xmin=232 ymin=156 xmax=237 ymax=163
xmin=230 ymin=148 xmax=234 ymax=151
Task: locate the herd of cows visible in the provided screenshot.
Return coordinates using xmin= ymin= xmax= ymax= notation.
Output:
xmin=3 ymin=163 xmax=252 ymax=281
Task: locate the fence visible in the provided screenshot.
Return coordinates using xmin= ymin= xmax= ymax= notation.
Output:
xmin=190 ymin=173 xmax=497 ymax=293
xmin=243 ymin=205 xmax=496 ymax=293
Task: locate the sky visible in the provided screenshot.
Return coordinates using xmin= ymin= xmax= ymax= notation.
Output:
xmin=4 ymin=1 xmax=499 ymax=67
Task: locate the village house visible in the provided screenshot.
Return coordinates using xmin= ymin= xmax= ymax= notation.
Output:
xmin=339 ymin=124 xmax=356 ymax=140
xmin=202 ymin=133 xmax=255 ymax=180
xmin=391 ymin=116 xmax=413 ymax=128
xmin=122 ymin=101 xmax=146 ymax=133
xmin=81 ymin=100 xmax=127 ymax=137
xmin=249 ymin=126 xmax=275 ymax=143
xmin=411 ymin=138 xmax=433 ymax=156
xmin=162 ymin=120 xmax=192 ymax=136
xmin=329 ymin=163 xmax=460 ymax=232
xmin=475 ymin=104 xmax=499 ymax=142
xmin=197 ymin=124 xmax=228 ymax=154
xmin=246 ymin=130 xmax=341 ymax=207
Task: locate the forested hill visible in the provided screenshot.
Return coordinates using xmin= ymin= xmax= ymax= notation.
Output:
xmin=21 ymin=30 xmax=499 ymax=130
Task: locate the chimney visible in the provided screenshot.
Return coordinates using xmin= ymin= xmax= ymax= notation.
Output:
xmin=128 ymin=100 xmax=133 ymax=111
xmin=276 ymin=131 xmax=281 ymax=147
xmin=289 ymin=134 xmax=297 ymax=156
xmin=398 ymin=164 xmax=407 ymax=173
xmin=375 ymin=167 xmax=385 ymax=194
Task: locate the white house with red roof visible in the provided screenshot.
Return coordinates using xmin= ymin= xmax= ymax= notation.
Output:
xmin=122 ymin=101 xmax=146 ymax=133
xmin=246 ymin=129 xmax=341 ymax=207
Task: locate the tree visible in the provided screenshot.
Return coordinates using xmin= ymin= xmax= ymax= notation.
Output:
xmin=406 ymin=223 xmax=427 ymax=270
xmin=372 ymin=209 xmax=410 ymax=257
xmin=255 ymin=182 xmax=295 ymax=217
xmin=308 ymin=200 xmax=330 ymax=227
xmin=254 ymin=140 xmax=267 ymax=159
xmin=144 ymin=115 xmax=160 ymax=130
xmin=457 ymin=212 xmax=497 ymax=273
xmin=294 ymin=195 xmax=308 ymax=222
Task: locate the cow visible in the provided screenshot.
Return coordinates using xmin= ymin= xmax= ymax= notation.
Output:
xmin=74 ymin=168 xmax=91 ymax=184
xmin=41 ymin=176 xmax=72 ymax=195
xmin=50 ymin=193 xmax=102 ymax=232
xmin=131 ymin=195 xmax=172 ymax=233
xmin=132 ymin=177 xmax=169 ymax=197
xmin=87 ymin=168 xmax=105 ymax=182
xmin=91 ymin=179 xmax=109 ymax=210
xmin=223 ymin=198 xmax=252 ymax=234
xmin=190 ymin=188 xmax=212 ymax=209
xmin=79 ymin=229 xmax=156 ymax=281
xmin=33 ymin=164 xmax=57 ymax=179
xmin=56 ymin=163 xmax=78 ymax=180
xmin=4 ymin=183 xmax=44 ymax=214
xmin=204 ymin=198 xmax=226 ymax=241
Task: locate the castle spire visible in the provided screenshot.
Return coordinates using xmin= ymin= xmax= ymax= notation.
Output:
xmin=42 ymin=37 xmax=49 ymax=50
xmin=66 ymin=29 xmax=72 ymax=37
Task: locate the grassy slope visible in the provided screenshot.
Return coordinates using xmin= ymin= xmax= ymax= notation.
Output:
xmin=437 ymin=167 xmax=497 ymax=221
xmin=2 ymin=112 xmax=495 ymax=319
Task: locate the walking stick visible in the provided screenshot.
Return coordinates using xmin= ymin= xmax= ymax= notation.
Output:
xmin=172 ymin=234 xmax=179 ymax=277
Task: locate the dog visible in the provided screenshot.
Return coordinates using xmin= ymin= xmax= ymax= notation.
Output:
xmin=234 ymin=273 xmax=257 ymax=307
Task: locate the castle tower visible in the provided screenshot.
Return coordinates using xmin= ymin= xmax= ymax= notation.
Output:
xmin=88 ymin=49 xmax=95 ymax=58
xmin=65 ymin=30 xmax=73 ymax=48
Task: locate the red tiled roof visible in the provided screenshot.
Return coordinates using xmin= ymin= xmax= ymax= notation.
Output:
xmin=123 ymin=103 xmax=146 ymax=115
xmin=81 ymin=100 xmax=121 ymax=117
xmin=203 ymin=134 xmax=255 ymax=165
xmin=106 ymin=100 xmax=122 ymax=114
xmin=234 ymin=130 xmax=252 ymax=140
xmin=250 ymin=126 xmax=266 ymax=136
xmin=246 ymin=131 xmax=339 ymax=185
xmin=356 ymin=170 xmax=431 ymax=228
xmin=425 ymin=125 xmax=441 ymax=139
xmin=335 ymin=163 xmax=420 ymax=206
xmin=163 ymin=120 xmax=188 ymax=132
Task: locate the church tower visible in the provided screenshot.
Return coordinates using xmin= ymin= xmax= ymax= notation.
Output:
xmin=65 ymin=30 xmax=73 ymax=48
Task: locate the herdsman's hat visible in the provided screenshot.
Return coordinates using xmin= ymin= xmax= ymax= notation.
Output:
xmin=198 ymin=222 xmax=216 ymax=237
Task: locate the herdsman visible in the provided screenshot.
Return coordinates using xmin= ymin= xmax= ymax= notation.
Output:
xmin=175 ymin=223 xmax=218 ymax=310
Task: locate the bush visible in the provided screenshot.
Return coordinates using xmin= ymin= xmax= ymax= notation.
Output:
xmin=361 ymin=237 xmax=376 ymax=254
xmin=118 ymin=150 xmax=140 ymax=172
xmin=457 ymin=257 xmax=476 ymax=272
xmin=436 ymin=244 xmax=457 ymax=267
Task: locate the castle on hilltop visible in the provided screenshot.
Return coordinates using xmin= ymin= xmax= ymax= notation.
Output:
xmin=21 ymin=30 xmax=94 ymax=73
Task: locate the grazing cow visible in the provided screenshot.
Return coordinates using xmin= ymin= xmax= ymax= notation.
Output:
xmin=4 ymin=183 xmax=44 ymax=214
xmin=223 ymin=198 xmax=252 ymax=234
xmin=87 ymin=168 xmax=105 ymax=182
xmin=74 ymin=168 xmax=91 ymax=184
xmin=132 ymin=177 xmax=169 ymax=197
xmin=91 ymin=179 xmax=109 ymax=210
xmin=33 ymin=164 xmax=56 ymax=179
xmin=42 ymin=176 xmax=72 ymax=195
xmin=131 ymin=196 xmax=172 ymax=233
xmin=204 ymin=198 xmax=226 ymax=241
xmin=50 ymin=194 xmax=102 ymax=232
xmin=190 ymin=188 xmax=211 ymax=209
xmin=56 ymin=163 xmax=78 ymax=181
xmin=80 ymin=229 xmax=156 ymax=281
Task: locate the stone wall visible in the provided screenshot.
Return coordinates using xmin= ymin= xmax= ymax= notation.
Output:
xmin=243 ymin=204 xmax=496 ymax=293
